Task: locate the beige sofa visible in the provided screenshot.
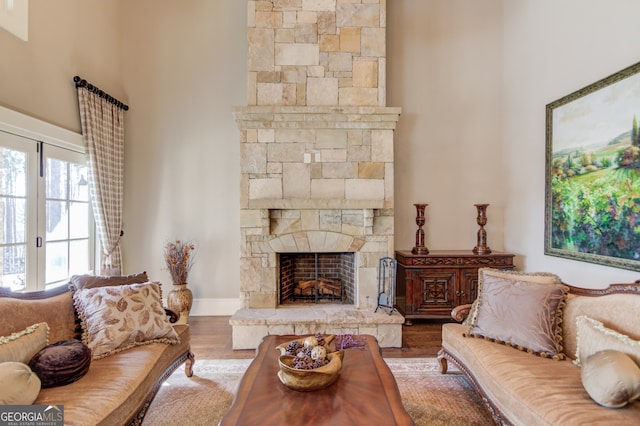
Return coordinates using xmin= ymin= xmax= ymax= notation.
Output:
xmin=438 ymin=278 xmax=640 ymax=426
xmin=0 ymin=283 xmax=194 ymax=426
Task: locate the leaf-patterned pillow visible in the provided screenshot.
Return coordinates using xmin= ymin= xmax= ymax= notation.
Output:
xmin=72 ymin=282 xmax=179 ymax=359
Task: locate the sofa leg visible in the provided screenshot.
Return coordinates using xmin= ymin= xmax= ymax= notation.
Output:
xmin=185 ymin=351 xmax=195 ymax=377
xmin=436 ymin=348 xmax=448 ymax=374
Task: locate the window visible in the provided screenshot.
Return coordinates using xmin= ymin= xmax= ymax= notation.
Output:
xmin=43 ymin=144 xmax=94 ymax=288
xmin=0 ymin=129 xmax=94 ymax=291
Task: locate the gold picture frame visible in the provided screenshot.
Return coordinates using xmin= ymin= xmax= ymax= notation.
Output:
xmin=545 ymin=61 xmax=640 ymax=272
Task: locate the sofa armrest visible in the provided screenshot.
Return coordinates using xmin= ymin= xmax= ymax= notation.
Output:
xmin=164 ymin=308 xmax=179 ymax=323
xmin=451 ymin=304 xmax=472 ymax=323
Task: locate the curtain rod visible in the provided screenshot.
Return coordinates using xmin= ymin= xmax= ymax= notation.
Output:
xmin=73 ymin=76 xmax=129 ymax=111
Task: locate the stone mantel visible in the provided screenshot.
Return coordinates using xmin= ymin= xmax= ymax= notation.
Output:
xmin=248 ymin=198 xmax=384 ymax=210
xmin=233 ymin=106 xmax=401 ymax=130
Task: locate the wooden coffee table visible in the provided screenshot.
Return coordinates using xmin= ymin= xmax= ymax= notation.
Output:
xmin=219 ymin=334 xmax=414 ymax=426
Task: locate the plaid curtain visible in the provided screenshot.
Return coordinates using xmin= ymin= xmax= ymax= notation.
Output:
xmin=77 ymin=87 xmax=124 ymax=275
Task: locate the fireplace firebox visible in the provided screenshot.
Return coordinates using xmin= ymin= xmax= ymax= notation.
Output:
xmin=279 ymin=252 xmax=355 ymax=305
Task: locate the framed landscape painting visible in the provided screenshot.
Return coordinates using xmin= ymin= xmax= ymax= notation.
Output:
xmin=545 ymin=61 xmax=640 ymax=272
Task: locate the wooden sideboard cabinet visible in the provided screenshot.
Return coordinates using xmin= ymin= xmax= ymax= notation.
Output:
xmin=395 ymin=250 xmax=515 ymax=322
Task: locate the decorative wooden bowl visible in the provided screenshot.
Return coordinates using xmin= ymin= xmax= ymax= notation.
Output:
xmin=277 ymin=351 xmax=343 ymax=391
xmin=275 ymin=334 xmax=337 ymax=356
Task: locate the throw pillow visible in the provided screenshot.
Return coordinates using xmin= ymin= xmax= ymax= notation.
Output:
xmin=29 ymin=340 xmax=92 ymax=388
xmin=461 ymin=297 xmax=479 ymax=326
xmin=463 ymin=268 xmax=564 ymax=326
xmin=73 ymin=282 xmax=179 ymax=359
xmin=68 ymin=271 xmax=149 ymax=291
xmin=574 ymin=315 xmax=640 ymax=367
xmin=0 ymin=362 xmax=41 ymax=404
xmin=465 ymin=269 xmax=568 ymax=360
xmin=0 ymin=322 xmax=49 ymax=364
xmin=581 ymin=350 xmax=640 ymax=408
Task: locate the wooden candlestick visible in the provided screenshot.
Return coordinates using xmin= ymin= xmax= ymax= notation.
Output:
xmin=412 ymin=204 xmax=429 ymax=254
xmin=473 ymin=204 xmax=491 ymax=254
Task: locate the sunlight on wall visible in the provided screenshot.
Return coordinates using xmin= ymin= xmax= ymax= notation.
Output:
xmin=0 ymin=0 xmax=28 ymax=41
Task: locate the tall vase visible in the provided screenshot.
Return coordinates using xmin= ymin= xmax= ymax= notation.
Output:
xmin=412 ymin=203 xmax=429 ymax=254
xmin=472 ymin=204 xmax=492 ymax=254
xmin=167 ymin=284 xmax=193 ymax=324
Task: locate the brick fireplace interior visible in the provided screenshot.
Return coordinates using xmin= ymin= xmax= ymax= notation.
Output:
xmin=279 ymin=252 xmax=355 ymax=304
xmin=230 ymin=0 xmax=404 ymax=350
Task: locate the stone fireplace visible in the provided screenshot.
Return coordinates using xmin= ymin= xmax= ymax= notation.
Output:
xmin=230 ymin=0 xmax=403 ymax=349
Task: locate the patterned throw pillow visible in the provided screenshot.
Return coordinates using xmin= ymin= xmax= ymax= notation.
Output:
xmin=0 ymin=322 xmax=49 ymax=364
xmin=73 ymin=282 xmax=179 ymax=359
xmin=465 ymin=268 xmax=568 ymax=360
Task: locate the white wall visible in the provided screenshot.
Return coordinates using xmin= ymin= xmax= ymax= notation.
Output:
xmin=119 ymin=0 xmax=247 ymax=311
xmin=388 ymin=0 xmax=506 ymax=254
xmin=0 ymin=0 xmax=122 ymax=132
xmin=503 ymin=0 xmax=640 ymax=287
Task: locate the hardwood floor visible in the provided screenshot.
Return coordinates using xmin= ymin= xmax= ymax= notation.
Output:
xmin=188 ymin=316 xmax=450 ymax=360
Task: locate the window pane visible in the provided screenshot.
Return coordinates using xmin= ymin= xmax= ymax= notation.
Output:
xmin=0 ymin=244 xmax=26 ymax=290
xmin=0 ymin=143 xmax=28 ymax=290
xmin=0 ymin=147 xmax=27 ymax=197
xmin=45 ymin=241 xmax=68 ymax=284
xmin=69 ymin=239 xmax=89 ymax=275
xmin=46 ymin=200 xmax=69 ymax=240
xmin=46 ymin=158 xmax=67 ymax=199
xmin=44 ymin=148 xmax=93 ymax=290
xmin=69 ymin=163 xmax=89 ymax=202
xmin=0 ymin=197 xmax=26 ymax=243
xmin=69 ymin=202 xmax=89 ymax=239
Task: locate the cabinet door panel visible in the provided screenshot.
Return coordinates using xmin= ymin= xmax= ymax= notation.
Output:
xmin=411 ymin=270 xmax=456 ymax=315
xmin=460 ymin=269 xmax=480 ymax=305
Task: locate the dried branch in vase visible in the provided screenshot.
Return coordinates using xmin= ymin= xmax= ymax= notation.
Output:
xmin=163 ymin=240 xmax=196 ymax=285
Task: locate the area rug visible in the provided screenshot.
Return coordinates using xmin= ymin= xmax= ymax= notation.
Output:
xmin=385 ymin=358 xmax=493 ymax=426
xmin=143 ymin=358 xmax=493 ymax=426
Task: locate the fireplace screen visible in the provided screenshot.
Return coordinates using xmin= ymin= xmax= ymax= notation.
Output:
xmin=279 ymin=253 xmax=355 ymax=304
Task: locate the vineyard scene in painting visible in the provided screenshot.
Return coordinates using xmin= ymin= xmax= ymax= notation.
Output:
xmin=549 ymin=69 xmax=640 ymax=265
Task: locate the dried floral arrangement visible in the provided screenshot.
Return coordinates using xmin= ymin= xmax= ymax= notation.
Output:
xmin=279 ymin=333 xmax=367 ymax=370
xmin=283 ymin=334 xmax=331 ymax=370
xmin=334 ymin=334 xmax=367 ymax=351
xmin=163 ymin=240 xmax=196 ymax=285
